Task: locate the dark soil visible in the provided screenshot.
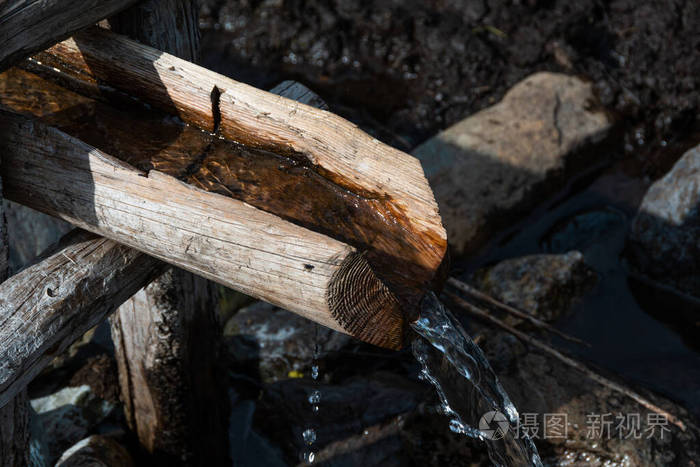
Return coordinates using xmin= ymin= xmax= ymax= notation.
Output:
xmin=200 ymin=0 xmax=700 ymax=170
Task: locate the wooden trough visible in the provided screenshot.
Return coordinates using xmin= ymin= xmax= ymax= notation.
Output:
xmin=0 ymin=1 xmax=447 ymax=464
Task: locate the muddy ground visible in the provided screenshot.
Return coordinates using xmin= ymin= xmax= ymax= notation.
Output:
xmin=200 ymin=0 xmax=699 ymax=171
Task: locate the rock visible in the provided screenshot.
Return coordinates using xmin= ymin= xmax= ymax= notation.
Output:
xmin=412 ymin=72 xmax=612 ymax=255
xmin=4 ymin=200 xmax=72 ymax=273
xmin=225 ymin=301 xmax=351 ymax=382
xmin=471 ymin=251 xmax=597 ymax=322
xmin=628 ymin=144 xmax=700 ymax=297
xmin=30 ymin=385 xmax=118 ymax=463
xmin=479 ymin=333 xmax=700 ymax=465
xmin=55 ymin=435 xmax=133 ymax=467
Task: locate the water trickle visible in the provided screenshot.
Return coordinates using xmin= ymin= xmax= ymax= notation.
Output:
xmin=303 ymin=428 xmax=317 ymax=445
xmin=411 ymin=292 xmax=543 ymax=466
xmin=308 ymin=390 xmax=321 ymax=404
xmin=301 ymin=324 xmax=322 ymax=464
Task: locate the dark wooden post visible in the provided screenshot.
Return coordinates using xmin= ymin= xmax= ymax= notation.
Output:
xmin=105 ymin=1 xmax=228 ymax=464
xmin=0 ymin=162 xmax=29 ymax=465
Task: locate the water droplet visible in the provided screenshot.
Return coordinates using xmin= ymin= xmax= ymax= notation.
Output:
xmin=308 ymin=390 xmax=321 ymax=404
xmin=303 ymin=451 xmax=315 ymax=464
xmin=449 ymin=419 xmax=465 ymax=433
xmin=303 ymin=428 xmax=316 ymax=445
xmin=311 ymin=365 xmax=319 ymax=380
xmin=312 ymin=405 xmax=319 ymax=413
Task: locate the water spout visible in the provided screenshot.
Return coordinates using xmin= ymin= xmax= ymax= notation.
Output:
xmin=411 ymin=292 xmax=543 ymax=466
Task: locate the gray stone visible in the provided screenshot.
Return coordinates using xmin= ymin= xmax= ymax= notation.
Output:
xmin=472 ymin=251 xmax=597 ymax=322
xmin=30 ymin=385 xmax=117 ymax=463
xmin=224 ymin=301 xmax=352 ymax=382
xmin=55 ymin=435 xmax=133 ymax=467
xmin=412 ymin=72 xmax=612 ymax=255
xmin=628 ymin=144 xmax=700 ymax=297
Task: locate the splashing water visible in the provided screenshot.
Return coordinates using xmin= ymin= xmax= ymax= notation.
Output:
xmin=411 ymin=292 xmax=543 ymax=466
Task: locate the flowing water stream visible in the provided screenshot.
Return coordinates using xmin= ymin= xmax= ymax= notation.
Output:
xmin=411 ymin=292 xmax=542 ymax=466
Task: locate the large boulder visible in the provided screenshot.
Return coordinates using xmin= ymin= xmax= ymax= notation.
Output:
xmin=628 ymin=144 xmax=700 ymax=297
xmin=412 ymin=72 xmax=612 ymax=255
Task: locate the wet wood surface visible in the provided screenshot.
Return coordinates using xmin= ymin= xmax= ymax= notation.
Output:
xmin=0 ymin=0 xmax=139 ymax=72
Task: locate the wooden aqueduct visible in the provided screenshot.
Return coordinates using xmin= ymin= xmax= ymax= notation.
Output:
xmin=0 ymin=1 xmax=447 ymax=464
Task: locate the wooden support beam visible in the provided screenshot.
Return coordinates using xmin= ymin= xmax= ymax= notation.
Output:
xmin=0 ymin=139 xmax=29 ymax=467
xmin=0 ymin=0 xmax=139 ymax=72
xmin=105 ymin=3 xmax=228 ymax=463
xmin=0 ymin=229 xmax=164 ymax=409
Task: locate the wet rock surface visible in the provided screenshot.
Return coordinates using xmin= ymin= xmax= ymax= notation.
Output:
xmin=55 ymin=435 xmax=134 ymax=467
xmin=30 ymin=385 xmax=120 ymax=463
xmin=472 ymin=251 xmax=597 ymax=322
xmin=628 ymin=144 xmax=700 ymax=297
xmin=480 ymin=332 xmax=700 ymax=466
xmin=225 ymin=301 xmax=352 ymax=382
xmin=413 ymin=72 xmax=612 ymax=254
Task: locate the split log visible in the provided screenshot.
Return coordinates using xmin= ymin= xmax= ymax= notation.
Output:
xmin=0 ymin=0 xmax=139 ymax=72
xmin=0 ymin=167 xmax=29 ymax=466
xmin=105 ymin=2 xmax=228 ymax=463
xmin=37 ymin=26 xmax=448 ymax=304
xmin=1 ymin=31 xmax=447 ymax=349
xmin=0 ymin=230 xmax=164 ymax=409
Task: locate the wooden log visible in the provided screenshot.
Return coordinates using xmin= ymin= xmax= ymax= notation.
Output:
xmin=0 ymin=152 xmax=30 ymax=467
xmin=0 ymin=195 xmax=26 ymax=466
xmin=0 ymin=108 xmax=403 ymax=346
xmin=110 ymin=269 xmax=224 ymax=464
xmin=38 ymin=26 xmax=448 ymax=305
xmin=106 ymin=3 xmax=227 ymax=463
xmin=0 ymin=0 xmax=139 ymax=72
xmin=0 ymin=229 xmax=164 ymax=409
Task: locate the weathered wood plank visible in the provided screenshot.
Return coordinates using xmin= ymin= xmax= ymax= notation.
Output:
xmin=0 ymin=0 xmax=139 ymax=72
xmin=0 ymin=229 xmax=164 ymax=409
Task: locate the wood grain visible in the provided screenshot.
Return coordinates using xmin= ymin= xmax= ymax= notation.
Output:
xmin=0 ymin=229 xmax=164 ymax=409
xmin=0 ymin=0 xmax=139 ymax=72
xmin=0 ymin=109 xmax=408 ymax=347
